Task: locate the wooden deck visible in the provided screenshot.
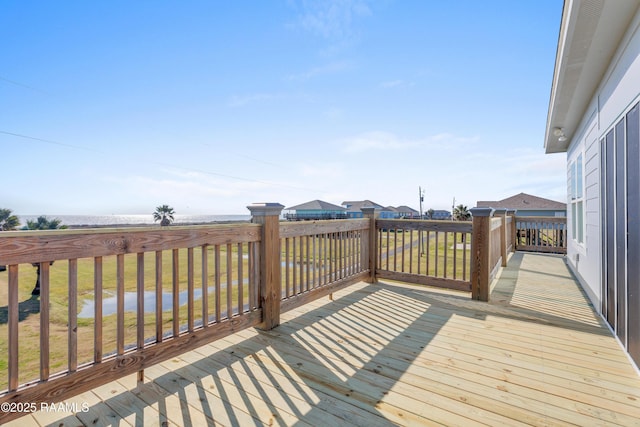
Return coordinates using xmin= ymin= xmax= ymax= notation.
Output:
xmin=10 ymin=252 xmax=640 ymax=426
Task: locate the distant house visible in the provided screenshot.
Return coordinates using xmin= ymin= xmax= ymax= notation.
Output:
xmin=342 ymin=200 xmax=419 ymax=219
xmin=431 ymin=210 xmax=451 ymax=220
xmin=395 ymin=205 xmax=420 ymax=219
xmin=284 ymin=200 xmax=347 ymax=221
xmin=476 ymin=193 xmax=566 ymax=217
xmin=382 ymin=206 xmax=399 ymax=219
xmin=341 ymin=200 xmax=385 ymax=218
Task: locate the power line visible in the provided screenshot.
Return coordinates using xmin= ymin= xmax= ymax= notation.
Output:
xmin=0 ymin=76 xmax=50 ymax=95
xmin=0 ymin=130 xmax=98 ymax=152
xmin=0 ymin=129 xmax=321 ymax=193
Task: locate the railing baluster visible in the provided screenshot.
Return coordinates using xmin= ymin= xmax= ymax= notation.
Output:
xmin=426 ymin=231 xmax=431 ymax=274
xmin=215 ymin=245 xmax=221 ymax=323
xmin=116 ymin=254 xmax=125 ymax=355
xmin=227 ymin=243 xmax=233 ymax=319
xmin=304 ymin=236 xmax=313 ymax=291
xmin=435 ymin=232 xmax=439 ymax=277
xmin=188 ymin=247 xmax=194 ymax=331
xmin=444 ymin=232 xmax=448 ymax=278
xmin=69 ymin=258 xmax=78 ymax=371
xmin=40 ymin=261 xmax=50 ymax=381
xmin=155 ymin=251 xmax=163 ymax=343
xmin=463 ymin=233 xmax=468 ymax=281
xmin=285 ymin=237 xmax=290 ymax=297
xmin=248 ymin=241 xmax=256 ymax=310
xmin=8 ymin=265 xmax=19 ymax=392
xmin=324 ymin=233 xmax=328 ymax=281
xmin=137 ymin=253 xmax=145 ymax=383
xmin=137 ymin=253 xmax=145 ymax=347
xmin=312 ymin=234 xmax=317 ymax=288
xmin=172 ymin=249 xmax=179 ymax=337
xmin=409 ymin=229 xmax=413 ymax=274
xmin=94 ymin=257 xmax=103 ymax=361
xmin=400 ymin=228 xmax=405 ymax=273
xmin=294 ymin=237 xmax=299 ymax=295
xmin=202 ymin=245 xmax=209 ymax=326
xmin=238 ymin=242 xmax=244 ymax=315
xmin=453 ymin=232 xmax=458 ymax=280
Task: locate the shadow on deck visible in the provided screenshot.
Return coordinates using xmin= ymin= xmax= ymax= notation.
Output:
xmin=14 ymin=252 xmax=640 ymax=426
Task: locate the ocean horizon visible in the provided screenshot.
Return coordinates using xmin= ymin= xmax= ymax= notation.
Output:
xmin=16 ymin=214 xmax=251 ymax=227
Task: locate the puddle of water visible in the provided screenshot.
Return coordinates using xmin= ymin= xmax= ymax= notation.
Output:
xmin=78 ymin=283 xmax=246 ymax=318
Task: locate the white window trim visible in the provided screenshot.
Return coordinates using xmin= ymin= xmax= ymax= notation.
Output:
xmin=570 ymin=152 xmax=585 ymax=245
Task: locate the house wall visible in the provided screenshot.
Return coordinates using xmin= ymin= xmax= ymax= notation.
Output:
xmin=515 ymin=210 xmax=566 ymax=217
xmin=565 ymin=6 xmax=640 ymax=362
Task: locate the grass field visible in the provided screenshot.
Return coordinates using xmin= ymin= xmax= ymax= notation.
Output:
xmin=378 ymin=230 xmax=472 ymax=280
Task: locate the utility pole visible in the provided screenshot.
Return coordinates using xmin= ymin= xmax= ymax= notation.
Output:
xmin=419 ymin=187 xmax=425 ymax=256
xmin=451 ymin=197 xmax=456 ymax=221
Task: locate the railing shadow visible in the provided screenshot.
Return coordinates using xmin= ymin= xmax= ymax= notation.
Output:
xmin=48 ymin=252 xmax=611 ymax=425
xmin=0 ymin=296 xmax=40 ymax=324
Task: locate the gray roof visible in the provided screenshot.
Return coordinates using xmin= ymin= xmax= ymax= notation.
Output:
xmin=286 ymin=200 xmax=346 ymax=211
xmin=341 ymin=200 xmax=385 ymax=212
xmin=396 ymin=205 xmax=418 ymax=213
xmin=477 ymin=193 xmax=566 ymax=211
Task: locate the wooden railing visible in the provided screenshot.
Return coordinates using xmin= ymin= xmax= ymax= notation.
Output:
xmin=279 ymin=219 xmax=370 ymax=313
xmin=374 ymin=219 xmax=472 ymax=292
xmin=515 ymin=216 xmax=567 ymax=254
xmin=0 ymin=222 xmax=264 ymax=421
xmin=0 ymin=203 xmax=555 ymax=422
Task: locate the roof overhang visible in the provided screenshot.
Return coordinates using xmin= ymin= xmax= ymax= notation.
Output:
xmin=545 ymin=0 xmax=639 ymax=153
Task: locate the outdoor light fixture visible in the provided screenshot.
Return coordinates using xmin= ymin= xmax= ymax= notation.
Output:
xmin=553 ymin=127 xmax=567 ymax=142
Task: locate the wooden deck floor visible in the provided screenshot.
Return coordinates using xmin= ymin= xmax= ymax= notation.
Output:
xmin=10 ymin=252 xmax=640 ymax=426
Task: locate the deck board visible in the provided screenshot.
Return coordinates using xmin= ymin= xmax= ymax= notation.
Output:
xmin=21 ymin=252 xmax=640 ymax=426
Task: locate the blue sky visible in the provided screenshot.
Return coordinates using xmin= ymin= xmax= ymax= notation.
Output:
xmin=1 ymin=0 xmax=564 ymax=215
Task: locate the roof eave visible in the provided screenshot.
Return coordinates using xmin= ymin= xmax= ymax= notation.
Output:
xmin=545 ymin=0 xmax=639 ymax=154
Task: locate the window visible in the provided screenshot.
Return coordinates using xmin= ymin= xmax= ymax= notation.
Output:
xmin=570 ymin=153 xmax=584 ymax=243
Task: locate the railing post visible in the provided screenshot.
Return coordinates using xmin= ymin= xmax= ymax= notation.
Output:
xmin=247 ymin=203 xmax=284 ymax=330
xmin=470 ymin=207 xmax=494 ymax=302
xmin=507 ymin=209 xmax=517 ymax=253
xmin=494 ymin=208 xmax=508 ymax=267
xmin=361 ymin=207 xmax=377 ymax=283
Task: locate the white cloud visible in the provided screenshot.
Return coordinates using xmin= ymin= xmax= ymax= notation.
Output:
xmin=228 ymin=93 xmax=284 ymax=108
xmin=339 ymin=131 xmax=479 ymax=153
xmin=293 ymin=0 xmax=372 ymax=40
xmin=287 ymin=60 xmax=354 ymax=81
xmin=379 ymin=79 xmax=415 ymax=89
xmin=296 ymin=161 xmax=345 ymax=178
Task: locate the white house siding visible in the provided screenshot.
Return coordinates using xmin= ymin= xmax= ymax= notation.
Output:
xmin=566 ymin=7 xmax=640 ymax=310
xmin=567 ymin=116 xmax=600 ymax=305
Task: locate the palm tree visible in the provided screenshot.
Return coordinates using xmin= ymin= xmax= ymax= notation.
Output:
xmin=25 ymin=216 xmax=68 ymax=230
xmin=26 ymin=216 xmax=67 ymax=295
xmin=453 ymin=204 xmax=471 ymax=221
xmin=426 ymin=208 xmax=435 ymax=220
xmin=153 ymin=205 xmax=175 ymax=226
xmin=0 ymin=208 xmax=20 ymax=271
xmin=0 ymin=208 xmax=20 ymax=231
